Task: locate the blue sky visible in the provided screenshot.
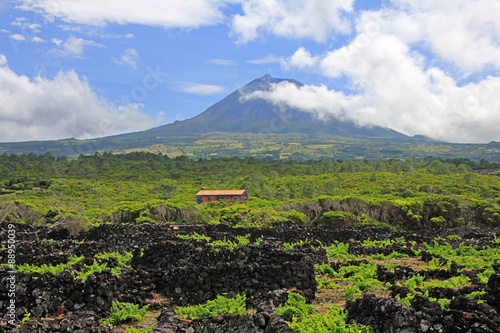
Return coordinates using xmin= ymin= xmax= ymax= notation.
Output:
xmin=1 ymin=0 xmax=499 ymax=143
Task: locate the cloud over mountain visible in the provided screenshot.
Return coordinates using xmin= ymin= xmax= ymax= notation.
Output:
xmin=5 ymin=0 xmax=500 ymax=143
xmin=0 ymin=55 xmax=155 ymax=142
xmin=245 ymin=74 xmax=500 ymax=143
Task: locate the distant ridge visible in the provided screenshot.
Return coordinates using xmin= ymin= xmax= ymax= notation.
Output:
xmin=5 ymin=74 xmax=499 ymax=162
xmin=124 ymin=74 xmax=410 ymax=141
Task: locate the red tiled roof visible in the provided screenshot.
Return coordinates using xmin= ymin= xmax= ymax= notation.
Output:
xmin=196 ymin=189 xmax=246 ymax=196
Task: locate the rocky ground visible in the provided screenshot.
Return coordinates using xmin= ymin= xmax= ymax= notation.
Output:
xmin=1 ymin=222 xmax=499 ymax=332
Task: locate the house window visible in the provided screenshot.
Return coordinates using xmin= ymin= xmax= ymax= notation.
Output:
xmin=211 ymin=197 xmax=215 ymax=202
xmin=203 ymin=197 xmax=208 ymax=202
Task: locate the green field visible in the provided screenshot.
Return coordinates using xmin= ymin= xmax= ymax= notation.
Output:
xmin=1 ymin=132 xmax=500 ymax=162
xmin=1 ymin=152 xmax=499 ymax=231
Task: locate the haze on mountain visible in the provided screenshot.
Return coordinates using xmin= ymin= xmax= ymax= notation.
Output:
xmin=2 ymin=73 xmax=476 ymax=160
xmin=117 ymin=74 xmax=410 ymax=142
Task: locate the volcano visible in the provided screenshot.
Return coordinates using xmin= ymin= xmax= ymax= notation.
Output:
xmin=125 ymin=74 xmax=408 ymax=140
xmin=1 ymin=74 xmax=449 ymax=158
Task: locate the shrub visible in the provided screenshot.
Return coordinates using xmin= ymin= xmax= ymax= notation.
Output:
xmin=101 ymin=302 xmax=149 ymax=326
xmin=285 ymin=210 xmax=308 ymax=225
xmin=175 ymin=293 xmax=246 ymax=319
xmin=275 ymin=293 xmax=316 ymax=322
xmin=429 ymin=216 xmax=447 ymax=230
xmin=276 ymin=292 xmax=372 ymax=333
xmin=313 ymin=211 xmax=354 ymax=227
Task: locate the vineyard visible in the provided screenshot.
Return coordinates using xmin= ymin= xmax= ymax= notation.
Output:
xmin=1 ymin=153 xmax=500 ymax=331
xmin=1 ymin=222 xmax=499 ymax=332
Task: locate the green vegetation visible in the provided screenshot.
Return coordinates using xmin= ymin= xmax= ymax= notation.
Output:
xmin=284 ymin=238 xmax=311 ymax=249
xmin=177 ymin=232 xmax=211 ymax=242
xmin=315 ymin=262 xmax=385 ymax=301
xmin=2 ymin=153 xmax=499 ymax=232
xmin=4 ymin=152 xmax=500 ymax=331
xmin=125 ymin=326 xmax=154 ymax=333
xmin=101 ymin=302 xmax=149 ymax=327
xmin=177 ymin=233 xmax=253 ymax=249
xmin=16 ymin=251 xmax=132 ymax=279
xmin=1 ymin=130 xmax=500 ymax=163
xmin=421 ymin=241 xmax=500 ymax=270
xmin=276 ymin=293 xmax=373 ymax=333
xmin=394 ymin=274 xmax=474 ymax=308
xmin=175 ymin=293 xmax=246 ymax=319
xmin=17 ymin=255 xmax=84 ymax=275
xmin=324 ymin=242 xmax=355 ymax=262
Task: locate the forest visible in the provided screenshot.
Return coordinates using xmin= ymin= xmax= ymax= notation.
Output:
xmin=1 ymin=152 xmax=499 ymax=232
xmin=2 ymin=152 xmax=500 ymax=332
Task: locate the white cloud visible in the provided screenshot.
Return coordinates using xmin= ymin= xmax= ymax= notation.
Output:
xmin=51 ymin=38 xmax=62 ymax=46
xmin=288 ymin=47 xmax=318 ymax=69
xmin=18 ymin=0 xmax=226 ymax=29
xmin=28 ymin=23 xmax=41 ymax=33
xmin=244 ymin=77 xmax=500 ymax=143
xmin=113 ymin=48 xmax=140 ymax=70
xmin=11 ymin=17 xmax=26 ymax=26
xmin=175 ymin=82 xmax=228 ymax=95
xmin=243 ymin=82 xmax=360 ymax=121
xmin=11 ymin=17 xmax=42 ymax=33
xmin=50 ymin=35 xmax=104 ymax=57
xmin=249 ymin=0 xmax=500 ymax=143
xmin=0 ymin=54 xmax=7 ymax=66
xmin=231 ymin=0 xmax=354 ymax=43
xmin=58 ymin=25 xmax=85 ymax=32
xmin=31 ymin=36 xmax=46 ymax=42
xmin=207 ymin=59 xmax=237 ymax=66
xmin=0 ymin=58 xmax=155 ymax=142
xmin=365 ymin=0 xmax=500 ymax=73
xmin=255 ymin=33 xmax=500 ymax=143
xmin=248 ymin=54 xmax=285 ymax=65
xmin=9 ymin=34 xmax=26 ymax=40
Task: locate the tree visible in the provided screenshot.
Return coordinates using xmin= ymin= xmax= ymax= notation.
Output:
xmin=301 ymin=179 xmax=317 ymax=198
xmin=463 ymin=173 xmax=474 ymax=185
xmin=429 ymin=160 xmax=449 ymax=175
xmin=274 ymin=185 xmax=290 ymax=201
xmin=41 ymin=192 xmax=88 ymax=234
xmin=10 ymin=201 xmax=43 ymax=226
xmin=0 ymin=197 xmax=12 ymax=223
xmin=287 ymin=182 xmax=297 ymax=199
xmin=154 ymin=178 xmax=179 ymax=199
xmin=269 ymin=171 xmax=279 ymax=181
xmin=89 ymin=181 xmax=110 ymax=209
xmin=323 ymin=158 xmax=334 ymax=173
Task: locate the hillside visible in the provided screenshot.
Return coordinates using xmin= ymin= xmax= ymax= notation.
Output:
xmin=137 ymin=74 xmax=409 ymax=139
xmin=0 ymin=74 xmax=499 ymax=161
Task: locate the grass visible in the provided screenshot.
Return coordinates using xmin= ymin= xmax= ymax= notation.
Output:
xmin=175 ymin=293 xmax=246 ymax=319
xmin=101 ymin=302 xmax=149 ymax=327
xmin=276 ymin=293 xmax=373 ymax=333
xmin=16 ymin=251 xmax=133 ymax=280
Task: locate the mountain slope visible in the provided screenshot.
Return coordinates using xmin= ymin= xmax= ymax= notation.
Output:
xmin=131 ymin=74 xmax=409 ymax=140
xmin=4 ymin=74 xmax=490 ymax=160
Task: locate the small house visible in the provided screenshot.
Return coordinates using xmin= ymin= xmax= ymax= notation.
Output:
xmin=196 ymin=189 xmax=248 ymax=204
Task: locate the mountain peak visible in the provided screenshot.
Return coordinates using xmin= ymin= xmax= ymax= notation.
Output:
xmin=137 ymin=74 xmax=410 ymax=141
xmin=242 ymin=74 xmax=302 ymax=94
xmin=261 ymin=73 xmax=273 ymax=80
